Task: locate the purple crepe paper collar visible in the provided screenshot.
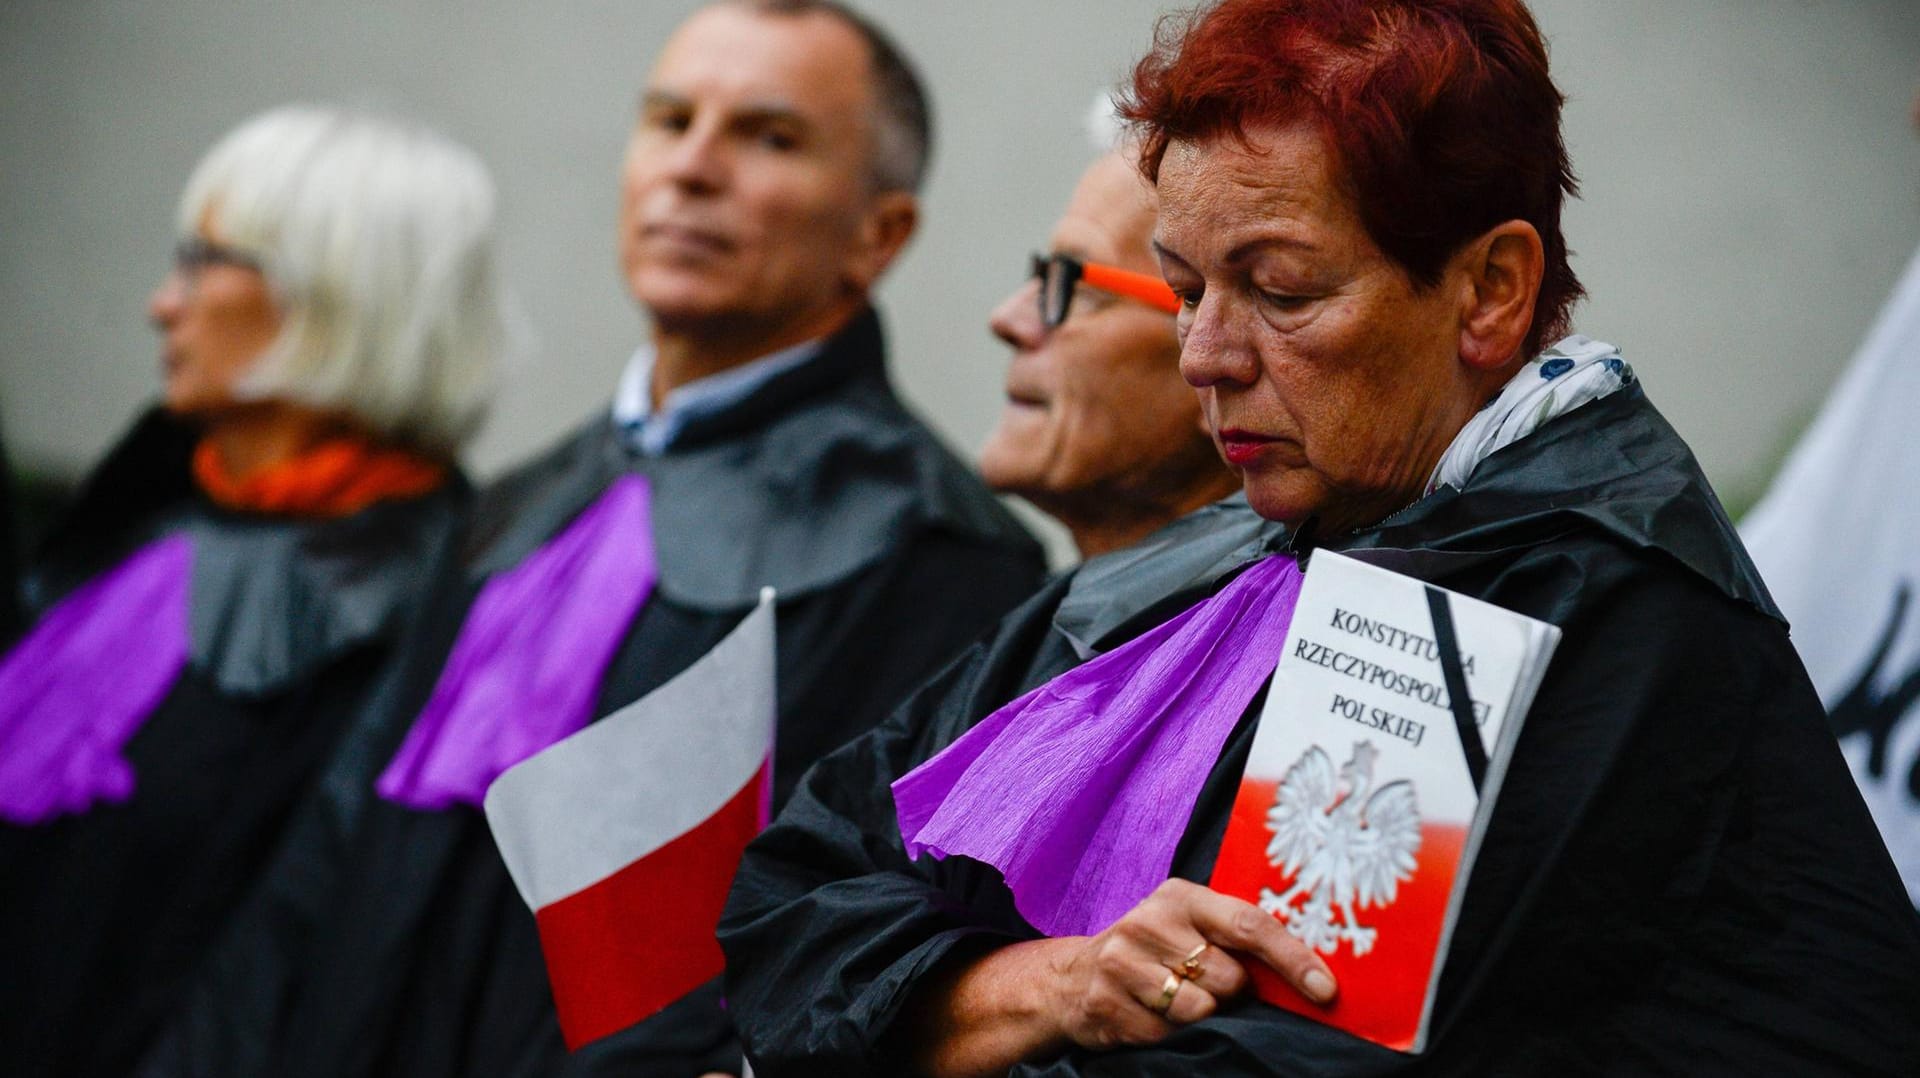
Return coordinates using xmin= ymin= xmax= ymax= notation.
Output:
xmin=376 ymin=474 xmax=658 ymax=811
xmin=0 ymin=535 xmax=194 ymax=825
xmin=893 ymin=553 xmax=1303 ymax=938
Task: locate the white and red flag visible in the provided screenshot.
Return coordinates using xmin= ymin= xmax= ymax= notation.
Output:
xmin=484 ymin=588 xmax=776 ymax=1049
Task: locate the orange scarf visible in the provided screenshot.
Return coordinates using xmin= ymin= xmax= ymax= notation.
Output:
xmin=192 ymin=437 xmax=447 ymax=517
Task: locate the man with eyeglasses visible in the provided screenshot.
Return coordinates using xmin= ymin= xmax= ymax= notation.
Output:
xmin=140 ymin=4 xmax=1043 ymax=1078
xmin=981 ymin=147 xmax=1242 ymax=559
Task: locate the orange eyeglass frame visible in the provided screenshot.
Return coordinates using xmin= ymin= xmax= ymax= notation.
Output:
xmin=1032 ymin=252 xmax=1181 ymax=326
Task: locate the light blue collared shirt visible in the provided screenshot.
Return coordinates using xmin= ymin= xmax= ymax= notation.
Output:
xmin=611 ymin=338 xmax=825 ymax=456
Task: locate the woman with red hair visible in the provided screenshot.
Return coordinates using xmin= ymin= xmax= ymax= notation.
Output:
xmin=721 ymin=2 xmax=1920 ymax=1074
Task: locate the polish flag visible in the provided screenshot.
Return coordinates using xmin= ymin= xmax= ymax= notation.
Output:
xmin=484 ymin=588 xmax=776 ymax=1049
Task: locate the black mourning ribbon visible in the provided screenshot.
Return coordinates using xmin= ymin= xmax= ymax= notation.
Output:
xmin=1425 ymin=585 xmax=1488 ymax=793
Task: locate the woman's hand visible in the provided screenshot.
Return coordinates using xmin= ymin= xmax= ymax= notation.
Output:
xmin=1047 ymin=878 xmax=1336 ymax=1048
xmin=910 ymin=879 xmax=1337 ymax=1077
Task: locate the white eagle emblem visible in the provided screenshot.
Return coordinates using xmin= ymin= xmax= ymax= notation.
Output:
xmin=1258 ymin=740 xmax=1421 ymax=956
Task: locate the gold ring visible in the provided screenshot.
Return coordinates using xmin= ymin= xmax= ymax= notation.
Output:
xmin=1180 ymin=942 xmax=1209 ymax=981
xmin=1151 ymin=970 xmax=1183 ymax=1015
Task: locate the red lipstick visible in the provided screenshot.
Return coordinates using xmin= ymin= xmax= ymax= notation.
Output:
xmin=1217 ymin=428 xmax=1275 ymax=466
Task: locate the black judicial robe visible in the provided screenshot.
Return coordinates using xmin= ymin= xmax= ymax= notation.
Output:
xmin=0 ymin=410 xmax=468 ymax=1078
xmin=141 ymin=308 xmax=1048 ymax=1078
xmin=719 ymin=383 xmax=1920 ymax=1077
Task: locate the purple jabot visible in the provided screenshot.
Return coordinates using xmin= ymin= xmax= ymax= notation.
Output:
xmin=893 ymin=554 xmax=1303 ymax=938
xmin=0 ymin=535 xmax=193 ymax=825
xmin=377 ymin=475 xmax=658 ymax=811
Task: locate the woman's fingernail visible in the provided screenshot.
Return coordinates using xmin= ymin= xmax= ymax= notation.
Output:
xmin=1304 ymin=969 xmax=1336 ymax=1002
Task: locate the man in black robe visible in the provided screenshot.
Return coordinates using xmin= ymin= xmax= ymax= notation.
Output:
xmin=140 ymin=4 xmax=1043 ymax=1077
xmin=720 ymin=381 xmax=1920 ymax=1076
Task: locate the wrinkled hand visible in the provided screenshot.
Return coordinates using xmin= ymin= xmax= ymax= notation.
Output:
xmin=909 ymin=880 xmax=1340 ymax=1077
xmin=1044 ymin=879 xmax=1337 ymax=1051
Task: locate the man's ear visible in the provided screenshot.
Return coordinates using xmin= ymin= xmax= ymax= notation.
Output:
xmin=1454 ymin=219 xmax=1544 ymax=374
xmin=843 ymin=190 xmax=919 ymax=295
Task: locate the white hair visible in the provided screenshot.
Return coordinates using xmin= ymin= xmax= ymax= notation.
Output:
xmin=176 ymin=105 xmax=507 ymax=457
xmin=1085 ymin=90 xmax=1131 ymax=155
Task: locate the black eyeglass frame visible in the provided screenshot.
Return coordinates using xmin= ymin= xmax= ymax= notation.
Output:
xmin=1030 ymin=252 xmax=1087 ymax=330
xmin=172 ymin=237 xmax=265 ymax=281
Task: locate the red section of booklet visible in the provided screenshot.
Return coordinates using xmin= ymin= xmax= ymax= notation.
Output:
xmin=1210 ymin=778 xmax=1466 ymax=1051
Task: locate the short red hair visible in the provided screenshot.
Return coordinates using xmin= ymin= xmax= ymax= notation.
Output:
xmin=1122 ymin=0 xmax=1582 ymax=356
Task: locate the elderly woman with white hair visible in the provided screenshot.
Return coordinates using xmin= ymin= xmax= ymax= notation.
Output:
xmin=0 ymin=105 xmax=507 ymax=1078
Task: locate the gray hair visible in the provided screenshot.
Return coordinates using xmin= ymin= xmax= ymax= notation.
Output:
xmin=176 ymin=105 xmax=507 ymax=457
xmin=733 ymin=0 xmax=933 ymax=193
xmin=1086 ymin=90 xmax=1131 ymax=155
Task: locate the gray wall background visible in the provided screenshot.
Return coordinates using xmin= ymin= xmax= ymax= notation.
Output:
xmin=3 ymin=1 xmax=1917 ymax=564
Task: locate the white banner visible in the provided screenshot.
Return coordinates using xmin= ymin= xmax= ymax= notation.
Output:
xmin=1742 ymin=245 xmax=1920 ymax=905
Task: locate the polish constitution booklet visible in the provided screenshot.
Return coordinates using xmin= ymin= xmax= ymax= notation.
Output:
xmin=1207 ymin=549 xmax=1561 ymax=1053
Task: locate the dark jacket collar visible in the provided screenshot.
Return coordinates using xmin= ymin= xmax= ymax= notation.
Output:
xmin=467 ymin=305 xmax=1041 ymax=608
xmin=664 ymin=307 xmax=887 ymax=452
xmin=26 ymin=407 xmax=469 ymax=694
xmin=1053 ymin=493 xmax=1284 ymax=658
xmin=1347 ymin=383 xmax=1782 ymax=622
